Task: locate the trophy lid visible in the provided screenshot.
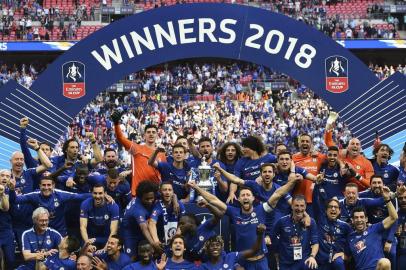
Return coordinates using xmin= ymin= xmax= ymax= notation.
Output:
xmin=199 ymin=156 xmax=211 ymax=170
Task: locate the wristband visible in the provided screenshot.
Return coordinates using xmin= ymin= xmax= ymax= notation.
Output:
xmin=384 ymin=199 xmax=391 ymax=204
xmin=91 ymin=140 xmax=96 ymax=144
xmin=309 ymin=254 xmax=315 ymax=258
xmin=34 ymin=146 xmax=40 ymax=151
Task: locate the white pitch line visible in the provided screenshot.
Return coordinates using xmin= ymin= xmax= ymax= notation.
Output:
xmin=0 ymin=108 xmax=62 ymax=139
xmin=339 ymin=79 xmax=392 ymax=116
xmin=356 ymin=113 xmax=406 ymax=138
xmin=351 ymin=104 xmax=406 ymax=131
xmin=0 ymin=126 xmax=19 ymax=140
xmin=343 ymin=85 xmax=401 ymax=122
xmin=362 ymin=122 xmax=406 ymax=146
xmin=10 ymin=94 xmax=68 ymax=131
xmin=0 ymin=115 xmax=50 ymax=143
xmin=25 ymin=87 xmax=73 ymax=120
xmin=16 ymin=89 xmax=72 ymax=125
xmin=346 ymin=92 xmax=405 ymax=127
xmin=5 ymin=98 xmax=66 ymax=134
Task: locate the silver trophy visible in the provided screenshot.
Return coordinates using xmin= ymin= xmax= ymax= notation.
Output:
xmin=327 ymin=111 xmax=339 ymax=127
xmin=196 ymin=156 xmax=212 ymax=202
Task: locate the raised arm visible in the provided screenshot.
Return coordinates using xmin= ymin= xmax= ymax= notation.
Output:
xmin=26 ymin=138 xmax=52 ymax=172
xmin=87 ymin=132 xmax=103 ymax=166
xmin=213 ymin=162 xmax=244 ymax=186
xmin=267 ymin=174 xmax=301 ymax=208
xmin=148 ymin=147 xmax=166 ymax=168
xmin=0 ymin=184 xmax=9 ymax=211
xmin=382 ymin=186 xmax=398 ymax=229
xmin=241 ymin=224 xmax=266 ymax=259
xmin=79 ymin=217 xmax=89 ymax=243
xmin=188 ymin=181 xmax=227 ymax=213
xmin=19 ymin=117 xmax=38 ymax=168
xmin=187 ymin=135 xmax=201 ymax=159
xmin=111 ymin=111 xmax=134 ymax=150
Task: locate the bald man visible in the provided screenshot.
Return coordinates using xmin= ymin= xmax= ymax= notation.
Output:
xmin=325 ymin=128 xmax=373 ymax=191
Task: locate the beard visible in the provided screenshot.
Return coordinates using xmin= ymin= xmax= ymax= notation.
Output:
xmin=106 ymin=160 xmax=117 ymax=168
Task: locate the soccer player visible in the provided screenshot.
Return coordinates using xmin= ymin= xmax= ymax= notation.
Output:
xmin=8 ymin=176 xmax=91 ymax=236
xmin=272 ymin=195 xmax=319 ymax=270
xmin=9 ymin=149 xmax=51 ymax=246
xmin=76 ymin=255 xmax=93 ymax=270
xmin=104 ymin=168 xmax=132 ymax=213
xmin=325 ymin=126 xmax=374 ymax=191
xmin=273 ymin=151 xmax=323 ymax=188
xmin=157 ymin=235 xmax=197 ymax=270
xmin=51 ymin=135 xmax=103 ymax=189
xmin=19 ymin=117 xmax=53 ymax=169
xmin=190 ymin=137 xmax=228 ymax=201
xmin=274 ymin=143 xmax=288 ymax=156
xmin=79 ymin=184 xmax=119 ymax=250
xmin=213 ymin=162 xmax=291 ymax=231
xmin=122 ymin=241 xmax=156 ymax=270
xmin=148 ymin=182 xmax=185 ymax=248
xmin=312 ymin=193 xmax=352 ymax=270
xmin=120 ymin=180 xmax=158 ymax=258
xmin=149 ymin=145 xmax=190 ymax=201
xmin=189 ymin=175 xmax=300 ymax=269
xmin=216 ymin=142 xmax=242 ymax=174
xmin=92 ymin=235 xmax=132 ymax=270
xmin=0 ymin=170 xmax=15 ymax=269
xmin=371 ymin=144 xmax=399 ymax=191
xmin=228 ymin=136 xmax=277 ymax=202
xmin=338 ymin=182 xmax=385 ymax=223
xmin=36 ymin=235 xmax=80 ymax=270
xmin=18 ymin=207 xmax=62 ymax=270
xmin=166 ymin=135 xmax=197 ymax=165
xmin=86 ymin=168 xmax=132 ymax=214
xmin=200 ymin=224 xmax=266 ymax=270
xmin=317 ymin=146 xmax=349 ymax=199
xmin=94 ymin=147 xmax=126 ymax=175
xmin=359 ymin=175 xmax=398 ymax=269
xmin=292 ymin=133 xmax=326 ymax=214
xmin=176 ymin=213 xmax=220 ymax=262
xmin=112 ymin=110 xmax=166 ymax=196
xmin=347 ymin=186 xmax=398 ymax=270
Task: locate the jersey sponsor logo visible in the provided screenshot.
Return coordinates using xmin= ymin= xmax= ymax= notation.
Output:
xmin=223 ymin=264 xmax=229 ymax=268
xmin=46 ymin=239 xmax=51 ymax=245
xmin=20 ymin=178 xmax=25 ymax=184
xmin=104 ymin=214 xmax=109 ymax=220
xmin=325 ymin=55 xmax=349 ymax=93
xmin=62 ymin=61 xmax=86 ymax=99
xmin=199 ymin=236 xmax=205 ymax=241
xmin=333 ymin=173 xmax=338 ymax=177
xmin=384 ymin=173 xmax=389 ymax=178
xmin=251 ymin=212 xmax=256 ymax=218
xmin=54 ymin=202 xmax=59 ymax=207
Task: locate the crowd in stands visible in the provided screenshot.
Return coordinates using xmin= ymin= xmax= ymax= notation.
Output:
xmin=0 ymin=79 xmax=405 ymax=269
xmin=0 ymin=0 xmax=402 ymax=41
xmin=0 ymin=58 xmax=405 ymax=269
xmin=0 ymin=0 xmax=100 ymax=40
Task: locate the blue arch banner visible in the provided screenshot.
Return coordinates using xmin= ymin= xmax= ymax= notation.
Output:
xmin=0 ymin=3 xmax=404 ymax=159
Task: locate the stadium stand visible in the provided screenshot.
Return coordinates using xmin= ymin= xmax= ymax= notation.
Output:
xmin=0 ymin=2 xmax=405 ymax=270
